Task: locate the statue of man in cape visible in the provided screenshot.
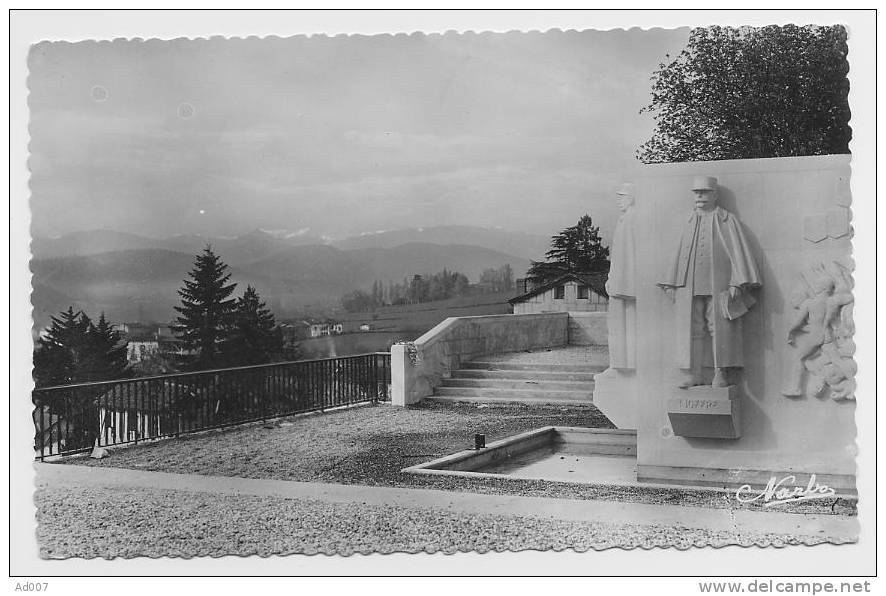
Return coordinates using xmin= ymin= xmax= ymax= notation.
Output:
xmin=657 ymin=176 xmax=762 ymax=389
xmin=605 ymin=182 xmax=638 ymax=370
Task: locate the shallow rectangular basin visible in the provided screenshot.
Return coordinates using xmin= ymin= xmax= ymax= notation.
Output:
xmin=402 ymin=426 xmax=638 ymax=485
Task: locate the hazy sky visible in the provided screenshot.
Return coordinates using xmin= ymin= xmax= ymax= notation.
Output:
xmin=28 ymin=28 xmax=689 ymax=242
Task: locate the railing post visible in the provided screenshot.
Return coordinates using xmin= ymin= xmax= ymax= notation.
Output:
xmin=391 ymin=344 xmax=424 ymax=406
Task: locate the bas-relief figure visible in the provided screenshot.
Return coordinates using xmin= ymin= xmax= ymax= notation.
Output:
xmin=605 ymin=183 xmax=637 ymax=370
xmin=782 ymin=261 xmax=856 ymax=400
xmin=657 ymin=176 xmax=762 ymax=389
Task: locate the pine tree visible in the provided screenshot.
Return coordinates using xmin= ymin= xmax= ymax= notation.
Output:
xmin=33 ymin=307 xmax=131 ymax=387
xmin=173 ymin=246 xmax=238 ymax=370
xmin=223 ymin=285 xmax=283 ymax=366
xmin=527 ymin=215 xmax=610 ymax=285
xmin=85 ymin=313 xmax=130 ymax=381
xmin=33 ymin=307 xmax=91 ymax=387
xmin=32 ymin=308 xmax=131 ymax=452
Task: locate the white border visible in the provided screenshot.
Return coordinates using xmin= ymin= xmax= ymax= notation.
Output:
xmin=6 ymin=7 xmax=879 ymax=582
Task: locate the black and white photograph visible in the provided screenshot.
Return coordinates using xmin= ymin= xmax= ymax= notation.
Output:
xmin=9 ymin=8 xmax=878 ymax=583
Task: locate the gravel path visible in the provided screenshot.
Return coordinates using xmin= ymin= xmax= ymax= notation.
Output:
xmin=35 ymin=485 xmax=841 ymax=558
xmin=61 ymin=402 xmax=856 ymax=516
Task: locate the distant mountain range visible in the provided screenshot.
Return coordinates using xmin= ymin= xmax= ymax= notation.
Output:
xmin=30 ymin=228 xmax=326 ymax=265
xmin=31 ymin=225 xmax=551 ymax=263
xmin=332 ymin=226 xmax=551 ymax=261
xmin=30 ymin=226 xmax=542 ymax=330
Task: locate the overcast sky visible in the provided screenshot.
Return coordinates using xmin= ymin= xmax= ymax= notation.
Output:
xmin=28 ymin=28 xmax=689 ymax=242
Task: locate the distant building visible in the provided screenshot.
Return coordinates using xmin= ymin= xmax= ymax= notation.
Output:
xmin=304 ymin=319 xmax=343 ymax=338
xmin=127 ymin=341 xmax=160 ymax=363
xmin=508 ymin=272 xmax=608 ymax=314
xmin=156 ymin=323 xmax=186 ymax=357
xmin=279 ymin=322 xmax=310 ymax=343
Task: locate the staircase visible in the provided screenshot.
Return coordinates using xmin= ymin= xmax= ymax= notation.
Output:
xmin=428 ymin=347 xmax=607 ymax=405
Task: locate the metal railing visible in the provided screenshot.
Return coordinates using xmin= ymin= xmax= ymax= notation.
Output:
xmin=32 ymin=352 xmax=391 ymax=460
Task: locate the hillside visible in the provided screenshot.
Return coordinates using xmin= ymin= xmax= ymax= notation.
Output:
xmin=335 ymin=291 xmax=518 ymax=335
xmin=29 ymin=248 xmax=339 ymax=330
xmin=351 ymin=243 xmax=530 ymax=283
xmin=291 ymin=291 xmax=518 ymax=360
xmin=29 ymin=242 xmax=528 ymax=331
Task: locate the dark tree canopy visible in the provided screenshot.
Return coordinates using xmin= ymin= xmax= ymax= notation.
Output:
xmin=527 ymin=215 xmax=610 ymax=285
xmin=87 ymin=313 xmax=130 ymax=380
xmin=638 ymin=25 xmax=851 ymax=163
xmin=33 ymin=307 xmax=129 ymax=388
xmin=223 ymin=285 xmax=284 ymax=367
xmin=173 ymin=246 xmax=238 ymax=371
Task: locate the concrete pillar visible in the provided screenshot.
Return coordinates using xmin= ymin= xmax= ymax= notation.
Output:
xmin=391 ymin=343 xmax=425 ymax=406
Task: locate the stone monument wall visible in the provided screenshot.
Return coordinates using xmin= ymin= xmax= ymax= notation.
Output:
xmin=632 ymin=155 xmax=856 ymax=490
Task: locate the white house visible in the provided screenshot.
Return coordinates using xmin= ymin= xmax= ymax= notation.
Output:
xmin=126 ymin=341 xmax=160 ymax=363
xmin=508 ymin=272 xmax=608 ymax=314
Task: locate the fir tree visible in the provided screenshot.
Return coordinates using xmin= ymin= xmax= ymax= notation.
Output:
xmin=33 ymin=307 xmax=131 ymax=387
xmin=223 ymin=285 xmax=283 ymax=366
xmin=33 ymin=307 xmax=131 ymax=450
xmin=173 ymin=246 xmax=238 ymax=370
xmin=82 ymin=313 xmax=129 ymax=382
xmin=33 ymin=307 xmax=92 ymax=387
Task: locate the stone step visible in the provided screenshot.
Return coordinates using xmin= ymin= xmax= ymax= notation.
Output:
xmin=452 ymin=369 xmax=598 ymax=382
xmin=426 ymin=395 xmax=595 ymax=406
xmin=433 ymin=386 xmax=593 ymax=401
xmin=463 ymin=361 xmax=607 ymax=373
xmin=441 ymin=378 xmax=596 ymax=391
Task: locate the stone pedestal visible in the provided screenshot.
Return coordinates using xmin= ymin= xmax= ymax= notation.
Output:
xmin=593 ymin=369 xmax=638 ymax=430
xmin=667 ymin=385 xmax=741 ymax=439
xmin=391 ymin=343 xmax=426 ymax=406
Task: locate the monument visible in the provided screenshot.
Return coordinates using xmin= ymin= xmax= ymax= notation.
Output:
xmin=657 ymin=176 xmax=762 ymax=390
xmin=654 ymin=176 xmax=762 ymax=439
xmin=592 ymin=183 xmax=639 ymax=428
xmin=606 ymin=182 xmax=638 ymax=369
xmin=590 ymin=155 xmax=856 ymax=492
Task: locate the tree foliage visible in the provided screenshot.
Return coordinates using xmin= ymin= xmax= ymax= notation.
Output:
xmin=341 ymin=269 xmax=473 ymax=311
xmin=223 ymin=285 xmax=284 ymax=367
xmin=173 ymin=246 xmax=238 ymax=370
xmin=479 ymin=264 xmax=514 ymax=292
xmin=527 ymin=215 xmax=610 ymax=285
xmin=33 ymin=307 xmax=129 ymax=388
xmin=638 ymin=25 xmax=851 ymax=163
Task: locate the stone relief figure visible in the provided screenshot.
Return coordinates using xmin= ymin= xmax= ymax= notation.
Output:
xmin=657 ymin=176 xmax=762 ymax=389
xmin=605 ymin=182 xmax=638 ymax=370
xmin=782 ymin=261 xmax=855 ymax=400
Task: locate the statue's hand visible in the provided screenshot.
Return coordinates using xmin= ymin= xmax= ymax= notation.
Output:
xmin=660 ymin=286 xmax=675 ymax=302
xmin=729 ymin=286 xmax=742 ymax=300
xmin=787 ymin=332 xmax=795 ymax=346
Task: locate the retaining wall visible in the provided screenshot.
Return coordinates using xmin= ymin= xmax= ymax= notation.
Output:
xmin=391 ymin=312 xmax=569 ymax=406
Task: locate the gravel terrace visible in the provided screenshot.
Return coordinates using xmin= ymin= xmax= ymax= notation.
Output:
xmin=59 ymin=401 xmax=856 ymax=517
xmin=36 ymin=484 xmax=843 ymax=558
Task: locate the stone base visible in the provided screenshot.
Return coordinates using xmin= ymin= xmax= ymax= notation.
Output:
xmin=592 ymin=368 xmax=638 ymax=429
xmin=667 ymin=385 xmax=741 ymax=439
xmin=637 ymin=464 xmax=857 ymax=495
